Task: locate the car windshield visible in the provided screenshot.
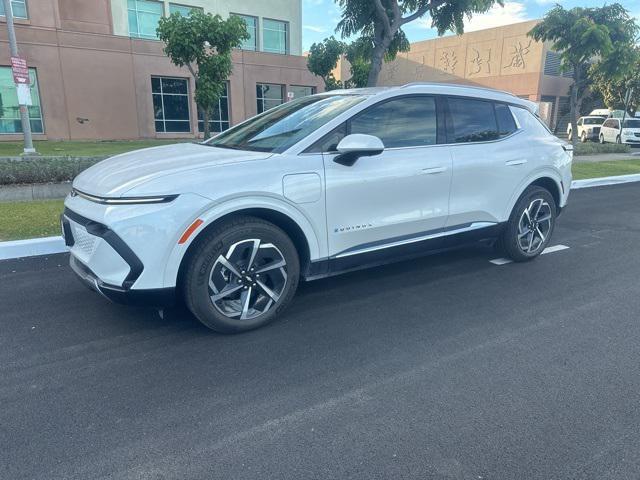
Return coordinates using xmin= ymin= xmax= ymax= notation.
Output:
xmin=205 ymin=94 xmax=367 ymax=153
xmin=623 ymin=119 xmax=640 ymax=128
xmin=584 ymin=118 xmax=604 ymax=125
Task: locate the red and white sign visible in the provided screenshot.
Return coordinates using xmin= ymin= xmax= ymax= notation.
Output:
xmin=11 ymin=56 xmax=29 ymax=84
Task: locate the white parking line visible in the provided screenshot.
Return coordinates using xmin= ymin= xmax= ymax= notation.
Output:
xmin=490 ymin=244 xmax=570 ymax=265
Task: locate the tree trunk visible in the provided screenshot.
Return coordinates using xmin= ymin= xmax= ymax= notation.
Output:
xmin=202 ymin=106 xmax=211 ymax=140
xmin=570 ymin=66 xmax=580 ymax=147
xmin=366 ymin=41 xmax=387 ymax=87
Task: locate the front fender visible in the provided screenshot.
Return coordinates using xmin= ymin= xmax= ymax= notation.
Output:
xmin=162 ymin=194 xmax=325 ymax=288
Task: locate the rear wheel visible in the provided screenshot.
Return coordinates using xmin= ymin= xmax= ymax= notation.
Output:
xmin=499 ymin=186 xmax=556 ymax=262
xmin=183 ymin=216 xmax=299 ymax=333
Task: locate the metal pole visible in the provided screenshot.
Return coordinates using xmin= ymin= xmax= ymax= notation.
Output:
xmin=3 ymin=0 xmax=36 ymax=154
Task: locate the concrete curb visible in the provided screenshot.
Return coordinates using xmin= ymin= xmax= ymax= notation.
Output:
xmin=0 ymin=236 xmax=67 ymax=261
xmin=571 ymin=173 xmax=640 ymax=189
xmin=1 ymin=174 xmax=640 ymax=261
xmin=0 ymin=182 xmax=72 ymax=202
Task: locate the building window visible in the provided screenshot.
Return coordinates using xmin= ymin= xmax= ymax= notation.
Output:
xmin=0 ymin=67 xmax=43 ymax=134
xmin=0 ymin=0 xmax=28 ymax=19
xmin=169 ymin=3 xmax=202 ymax=16
xmin=152 ymin=77 xmax=191 ymax=133
xmin=256 ymin=83 xmax=284 ymax=114
xmin=198 ymin=83 xmax=230 ymax=133
xmin=288 ymin=86 xmax=315 ymax=100
xmin=128 ymin=0 xmax=163 ymax=39
xmin=234 ymin=14 xmax=258 ymax=51
xmin=263 ymin=19 xmax=288 ymax=54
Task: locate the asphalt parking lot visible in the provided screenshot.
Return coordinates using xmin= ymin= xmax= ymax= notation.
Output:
xmin=2 ymin=183 xmax=640 ymax=480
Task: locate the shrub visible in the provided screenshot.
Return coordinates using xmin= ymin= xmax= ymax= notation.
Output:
xmin=574 ymin=142 xmax=631 ymax=156
xmin=0 ymin=157 xmax=103 ymax=185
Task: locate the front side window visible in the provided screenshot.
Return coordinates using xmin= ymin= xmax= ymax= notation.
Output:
xmin=350 ymin=96 xmax=437 ymax=149
xmin=207 ymin=94 xmax=367 ymax=153
xmin=152 ymin=77 xmax=191 ymax=133
xmin=256 ymin=83 xmax=284 ymax=114
xmin=0 ymin=67 xmax=43 ymax=134
xmin=234 ymin=14 xmax=258 ymax=51
xmin=199 ymin=83 xmax=230 ymax=133
xmin=128 ymin=0 xmax=163 ymax=39
xmin=263 ymin=19 xmax=288 ymax=54
xmin=289 ymin=86 xmax=316 ymax=100
xmin=447 ymin=97 xmax=499 ymax=143
xmin=169 ymin=4 xmax=202 ymax=16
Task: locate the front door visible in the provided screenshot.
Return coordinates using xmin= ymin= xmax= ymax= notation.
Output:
xmin=322 ymin=95 xmax=452 ymax=259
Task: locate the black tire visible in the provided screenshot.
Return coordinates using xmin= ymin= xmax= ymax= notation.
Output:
xmin=599 ymin=134 xmax=605 ymax=144
xmin=182 ymin=216 xmax=300 ymax=333
xmin=500 ymin=186 xmax=557 ymax=262
xmin=567 ymin=130 xmax=572 ymax=142
xmin=616 ymin=136 xmax=622 ymax=144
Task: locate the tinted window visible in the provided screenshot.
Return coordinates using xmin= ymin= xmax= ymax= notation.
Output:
xmin=448 ymin=97 xmax=499 ymax=143
xmin=495 ymin=103 xmax=518 ymax=137
xmin=623 ymin=119 xmax=640 ymax=128
xmin=350 ymin=96 xmax=437 ymax=148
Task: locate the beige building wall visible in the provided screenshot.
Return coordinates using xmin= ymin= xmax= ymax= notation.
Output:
xmin=0 ymin=0 xmax=319 ymax=140
xmin=110 ymin=0 xmax=303 ymax=55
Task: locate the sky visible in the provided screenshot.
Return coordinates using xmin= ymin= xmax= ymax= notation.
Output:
xmin=301 ymin=0 xmax=640 ymax=52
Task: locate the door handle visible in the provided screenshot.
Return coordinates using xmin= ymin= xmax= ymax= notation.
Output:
xmin=505 ymin=159 xmax=527 ymax=166
xmin=420 ymin=166 xmax=447 ymax=175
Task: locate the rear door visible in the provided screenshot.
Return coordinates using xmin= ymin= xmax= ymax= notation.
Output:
xmin=445 ymin=97 xmax=525 ymax=226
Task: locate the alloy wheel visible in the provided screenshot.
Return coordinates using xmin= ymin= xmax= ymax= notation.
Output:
xmin=517 ymin=198 xmax=553 ymax=254
xmin=208 ymin=239 xmax=288 ymax=320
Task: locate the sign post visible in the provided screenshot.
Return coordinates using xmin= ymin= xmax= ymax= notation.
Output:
xmin=3 ymin=0 xmax=36 ymax=155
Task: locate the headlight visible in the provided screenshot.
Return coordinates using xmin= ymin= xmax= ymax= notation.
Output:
xmin=587 ymin=128 xmax=593 ymax=133
xmin=71 ymin=188 xmax=178 ymax=205
xmin=622 ymin=129 xmax=632 ymax=136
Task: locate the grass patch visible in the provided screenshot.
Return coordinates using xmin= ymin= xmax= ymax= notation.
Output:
xmin=574 ymin=142 xmax=631 ymax=156
xmin=0 ymin=139 xmax=192 ymax=157
xmin=0 ymin=158 xmax=102 ymax=185
xmin=0 ymin=200 xmax=64 ymax=241
xmin=572 ymin=159 xmax=640 ymax=180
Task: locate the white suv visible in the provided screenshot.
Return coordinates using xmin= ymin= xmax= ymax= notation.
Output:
xmin=599 ymin=117 xmax=640 ymax=145
xmin=567 ymin=116 xmax=605 ymax=142
xmin=62 ymin=84 xmax=573 ymax=332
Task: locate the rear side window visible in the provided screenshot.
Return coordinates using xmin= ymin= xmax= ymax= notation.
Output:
xmin=350 ymin=96 xmax=437 ymax=148
xmin=447 ymin=97 xmax=499 ymax=143
xmin=495 ymin=103 xmax=518 ymax=137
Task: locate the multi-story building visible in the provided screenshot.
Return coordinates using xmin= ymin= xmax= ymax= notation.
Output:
xmin=0 ymin=0 xmax=322 ymax=140
xmin=335 ymin=20 xmax=574 ymax=133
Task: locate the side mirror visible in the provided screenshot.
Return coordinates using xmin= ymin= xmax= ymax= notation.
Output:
xmin=335 ymin=134 xmax=384 ymax=166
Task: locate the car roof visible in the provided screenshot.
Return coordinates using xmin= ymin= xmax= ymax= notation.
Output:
xmin=317 ymin=83 xmax=533 ymax=110
xmin=581 ymin=116 xmax=605 ymax=119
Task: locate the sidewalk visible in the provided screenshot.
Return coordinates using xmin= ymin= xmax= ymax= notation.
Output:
xmin=574 ymin=151 xmax=640 ymax=163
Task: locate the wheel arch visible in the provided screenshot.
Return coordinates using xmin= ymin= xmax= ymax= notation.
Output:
xmin=163 ymin=197 xmax=323 ymax=290
xmin=505 ymin=173 xmax=563 ymax=220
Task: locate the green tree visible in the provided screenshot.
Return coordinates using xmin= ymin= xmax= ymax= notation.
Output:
xmin=593 ymin=47 xmax=640 ymax=115
xmin=529 ymin=4 xmax=639 ymax=145
xmin=157 ymin=11 xmax=248 ymax=139
xmin=307 ymin=36 xmax=345 ymax=90
xmin=336 ymin=0 xmax=501 ymax=87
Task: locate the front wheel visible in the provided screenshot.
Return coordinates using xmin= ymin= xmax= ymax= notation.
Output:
xmin=616 ymin=136 xmax=622 ymax=144
xmin=499 ymin=186 xmax=557 ymax=262
xmin=581 ymin=131 xmax=587 ymax=143
xmin=183 ymin=216 xmax=300 ymax=333
xmin=599 ymin=134 xmax=605 ymax=144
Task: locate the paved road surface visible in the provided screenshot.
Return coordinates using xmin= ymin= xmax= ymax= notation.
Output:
xmin=2 ymin=184 xmax=640 ymax=479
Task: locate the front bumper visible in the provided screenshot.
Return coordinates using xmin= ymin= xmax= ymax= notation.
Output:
xmin=62 ymin=209 xmax=175 ymax=306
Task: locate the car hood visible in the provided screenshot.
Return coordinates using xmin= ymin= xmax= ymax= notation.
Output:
xmin=73 ymin=143 xmax=272 ymax=197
